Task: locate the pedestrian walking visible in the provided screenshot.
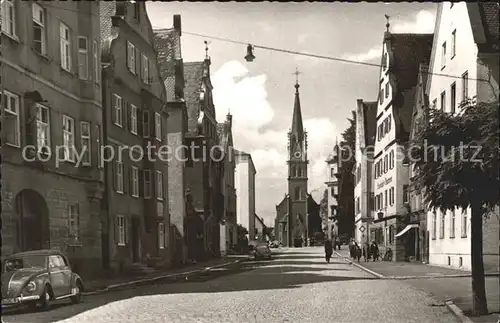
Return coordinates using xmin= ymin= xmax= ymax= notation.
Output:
xmin=362 ymin=242 xmax=370 ymax=262
xmin=324 ymin=239 xmax=333 ymax=263
xmin=370 ymin=241 xmax=379 ymax=261
xmin=354 ymin=242 xmax=362 ymax=263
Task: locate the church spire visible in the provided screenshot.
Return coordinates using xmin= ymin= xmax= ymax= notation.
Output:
xmin=290 ymin=68 xmax=304 ymax=141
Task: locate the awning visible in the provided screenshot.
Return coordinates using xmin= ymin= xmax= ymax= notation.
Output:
xmin=395 ymin=224 xmax=419 ymax=238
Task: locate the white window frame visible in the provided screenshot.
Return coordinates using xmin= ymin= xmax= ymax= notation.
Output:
xmin=462 ymin=71 xmax=468 ymax=102
xmin=432 ymin=212 xmax=437 ymax=239
xmin=32 ymin=3 xmax=46 ymax=55
xmin=142 ymin=110 xmax=150 ymax=138
xmin=144 ymin=169 xmax=152 ymax=198
xmin=68 ymin=203 xmax=79 ymax=241
xmin=130 ymin=104 xmax=138 ymax=134
xmin=450 ymin=209 xmax=456 ymax=238
xmin=154 ymin=112 xmax=161 ymax=141
xmin=127 ymin=41 xmax=136 ymax=74
xmin=156 ymin=170 xmax=163 ymax=200
xmin=1 ymin=0 xmax=17 ymax=38
xmin=36 ymin=104 xmax=50 ymax=153
xmin=60 ymin=22 xmax=72 ymax=72
xmin=441 ymin=41 xmax=446 ymax=69
xmin=158 ymin=222 xmax=165 ymax=249
xmin=117 ymin=215 xmax=126 ymax=246
xmin=93 ymin=40 xmax=99 ymax=83
xmin=131 ymin=166 xmax=139 ymax=197
xmin=114 ymin=94 xmax=123 ymax=127
xmin=115 ymin=160 xmax=124 ymax=193
xmin=78 ymin=36 xmax=88 ymax=80
xmin=461 ymin=210 xmax=467 ymax=238
xmin=440 ymin=212 xmax=445 ymax=239
xmin=451 ymin=29 xmax=456 ymax=58
xmin=3 ymin=90 xmax=21 ymax=147
xmin=80 ymin=121 xmax=91 ymax=166
xmin=141 ymin=53 xmax=149 ymax=84
xmin=62 ymin=115 xmax=76 ymax=162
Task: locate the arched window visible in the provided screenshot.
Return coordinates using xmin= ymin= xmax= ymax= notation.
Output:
xmin=294 ymin=187 xmax=301 ymax=200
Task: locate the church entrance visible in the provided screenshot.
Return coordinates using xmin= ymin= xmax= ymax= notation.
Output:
xmin=15 ymin=189 xmax=50 ymax=251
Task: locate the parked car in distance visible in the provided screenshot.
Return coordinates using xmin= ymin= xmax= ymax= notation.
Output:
xmin=248 ymin=241 xmax=272 ymax=260
xmin=2 ymin=249 xmax=84 ymax=311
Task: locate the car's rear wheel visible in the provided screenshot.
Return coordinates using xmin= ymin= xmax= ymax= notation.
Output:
xmin=71 ymin=281 xmax=82 ymax=304
xmin=39 ymin=285 xmax=51 ymax=311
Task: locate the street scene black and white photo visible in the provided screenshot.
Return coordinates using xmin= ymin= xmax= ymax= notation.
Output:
xmin=1 ymin=1 xmax=499 ymax=323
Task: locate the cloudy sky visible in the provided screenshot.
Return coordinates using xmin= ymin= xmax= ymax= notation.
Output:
xmin=147 ymin=2 xmax=437 ymax=226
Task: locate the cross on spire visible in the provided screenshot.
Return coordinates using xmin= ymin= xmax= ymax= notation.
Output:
xmin=293 ymin=67 xmax=301 ymax=91
xmin=204 ymin=40 xmax=209 ymax=59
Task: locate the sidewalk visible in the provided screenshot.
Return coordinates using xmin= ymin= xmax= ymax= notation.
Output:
xmin=82 ymin=255 xmax=249 ymax=295
xmin=335 ymin=250 xmax=500 ymax=323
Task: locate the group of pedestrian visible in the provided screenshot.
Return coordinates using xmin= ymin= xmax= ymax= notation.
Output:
xmin=348 ymin=239 xmax=380 ymax=263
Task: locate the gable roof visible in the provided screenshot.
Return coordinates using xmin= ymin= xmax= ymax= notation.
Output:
xmin=468 ymin=2 xmax=500 ymax=53
xmin=387 ymin=33 xmax=434 ymax=142
xmin=154 ymin=28 xmax=182 ymax=101
xmin=184 ymin=62 xmax=205 ymax=134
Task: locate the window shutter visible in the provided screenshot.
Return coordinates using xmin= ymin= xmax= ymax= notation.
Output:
xmin=136 ymin=48 xmax=140 ymax=75
xmin=114 ymin=216 xmax=118 ymax=244
xmin=127 ymin=103 xmax=132 ymax=131
xmin=138 ymin=169 xmax=144 ymax=197
xmin=112 ymin=160 xmax=117 ymax=191
xmin=111 ymin=95 xmax=116 ymax=123
xmin=137 ymin=106 xmax=143 ymax=136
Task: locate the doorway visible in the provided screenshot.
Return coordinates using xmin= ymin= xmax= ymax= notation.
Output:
xmin=131 ymin=218 xmax=140 ymax=263
xmin=15 ymin=189 xmax=50 ymax=251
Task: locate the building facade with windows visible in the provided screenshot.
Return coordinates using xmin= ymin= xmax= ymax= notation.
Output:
xmin=235 ymin=151 xmax=256 ymax=241
xmin=371 ymin=22 xmax=433 ymax=261
xmin=154 ymin=15 xmax=188 ymax=266
xmin=100 ymin=2 xmax=169 ymax=273
xmin=353 ymin=99 xmax=377 ymax=245
xmin=424 ymin=2 xmax=499 ymax=271
xmin=324 ymin=142 xmax=341 ymax=240
xmin=1 ymin=1 xmax=103 ymax=277
xmin=183 ymin=57 xmax=224 ymax=262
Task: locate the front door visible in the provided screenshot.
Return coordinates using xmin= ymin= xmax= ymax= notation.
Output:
xmin=131 ymin=218 xmax=140 ymax=263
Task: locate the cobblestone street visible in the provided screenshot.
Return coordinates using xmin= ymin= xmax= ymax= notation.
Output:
xmin=3 ymin=248 xmax=459 ymax=323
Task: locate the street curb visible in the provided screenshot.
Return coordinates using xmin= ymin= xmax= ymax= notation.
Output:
xmin=334 ymin=252 xmax=500 ymax=280
xmin=81 ymin=258 xmax=248 ymax=296
xmin=334 ymin=251 xmax=385 ymax=279
xmin=445 ymin=301 xmax=475 ymax=323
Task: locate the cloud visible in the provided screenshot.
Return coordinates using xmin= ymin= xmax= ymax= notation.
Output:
xmin=342 ymin=46 xmax=383 ymax=63
xmin=212 ymin=61 xmax=339 ymax=222
xmin=340 ymin=10 xmax=436 ymax=63
xmin=392 ymin=10 xmax=435 ymax=34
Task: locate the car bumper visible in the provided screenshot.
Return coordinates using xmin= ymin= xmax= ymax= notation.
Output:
xmin=1 ymin=295 xmax=40 ymax=307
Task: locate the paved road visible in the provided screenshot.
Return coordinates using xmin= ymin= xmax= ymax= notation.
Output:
xmin=3 ymin=247 xmax=459 ymax=323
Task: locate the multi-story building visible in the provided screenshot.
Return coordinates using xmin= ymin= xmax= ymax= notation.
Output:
xmin=100 ymin=1 xmax=169 ymax=273
xmin=217 ymin=113 xmax=237 ymax=252
xmin=154 ymin=15 xmax=187 ymax=266
xmin=183 ymin=54 xmax=223 ymax=261
xmin=324 ymin=142 xmax=341 ymax=240
xmin=235 ymin=151 xmax=256 ymax=240
xmin=353 ymin=99 xmax=377 ymax=245
xmin=408 ymin=64 xmax=430 ymax=264
xmin=371 ymin=21 xmax=433 ymax=261
xmin=422 ymin=2 xmax=499 ymax=270
xmin=1 ymin=1 xmax=103 ymax=277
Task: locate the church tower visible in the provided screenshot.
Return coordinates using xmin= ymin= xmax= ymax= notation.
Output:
xmin=287 ymin=72 xmax=309 ymax=247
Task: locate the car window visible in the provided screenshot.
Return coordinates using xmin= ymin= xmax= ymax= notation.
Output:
xmin=57 ymin=256 xmax=68 ymax=267
xmin=4 ymin=256 xmax=46 ymax=272
xmin=48 ymin=255 xmax=62 ymax=268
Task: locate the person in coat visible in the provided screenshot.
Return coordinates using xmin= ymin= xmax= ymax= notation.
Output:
xmin=354 ymin=242 xmax=362 ymax=263
xmin=324 ymin=239 xmax=333 ymax=263
xmin=370 ymin=241 xmax=380 ymax=261
xmin=362 ymin=242 xmax=370 ymax=262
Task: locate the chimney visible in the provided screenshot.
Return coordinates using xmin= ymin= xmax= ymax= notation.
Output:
xmin=173 ymin=15 xmax=182 ymax=36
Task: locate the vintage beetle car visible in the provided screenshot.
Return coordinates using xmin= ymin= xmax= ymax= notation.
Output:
xmin=1 ymin=249 xmax=84 ymax=310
